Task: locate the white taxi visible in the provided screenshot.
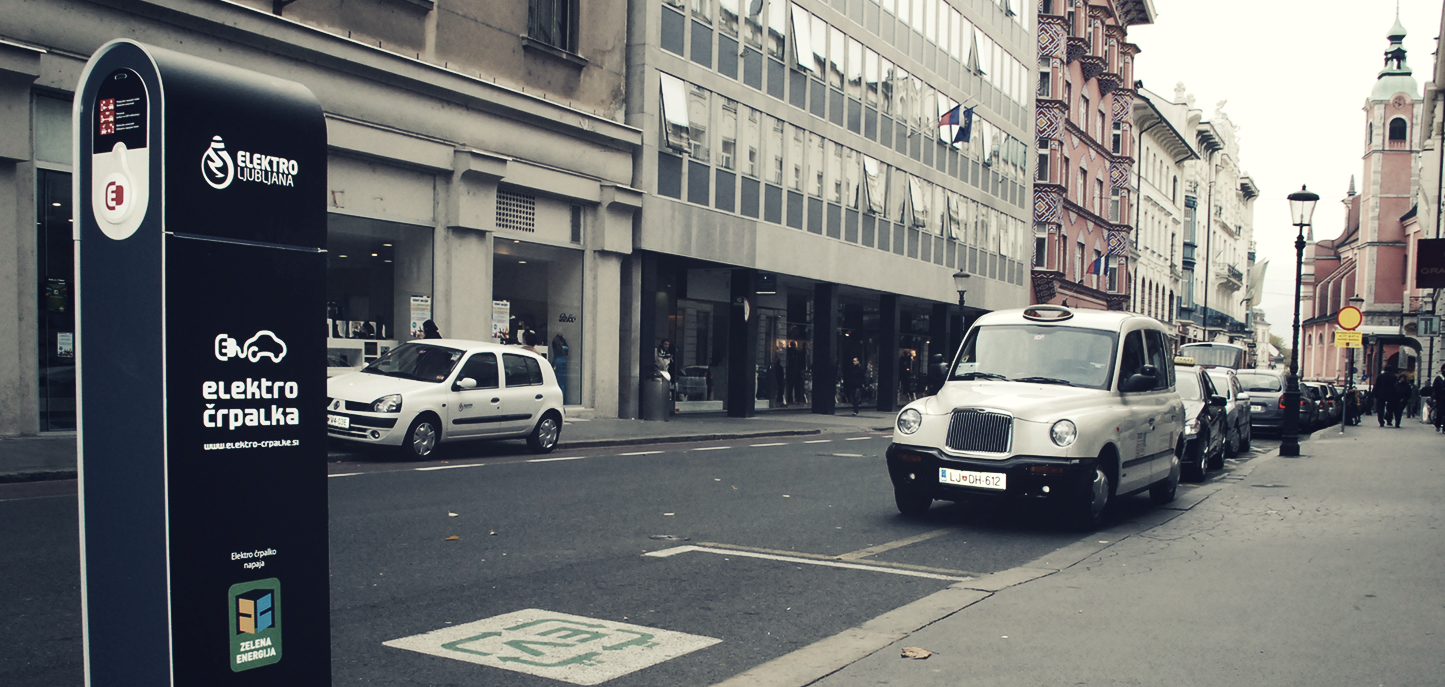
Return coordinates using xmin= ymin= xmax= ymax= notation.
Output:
xmin=326 ymin=340 xmax=564 ymax=458
xmin=886 ymin=306 xmax=1184 ymax=529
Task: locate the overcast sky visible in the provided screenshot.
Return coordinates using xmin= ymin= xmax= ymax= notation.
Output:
xmin=1128 ymin=0 xmax=1444 ymax=338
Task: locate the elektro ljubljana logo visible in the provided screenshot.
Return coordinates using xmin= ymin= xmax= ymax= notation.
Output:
xmin=202 ymin=136 xmax=234 ymax=189
xmin=202 ymin=135 xmax=299 ymax=189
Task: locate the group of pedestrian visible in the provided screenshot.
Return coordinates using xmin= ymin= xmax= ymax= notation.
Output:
xmin=1372 ymin=365 xmax=1419 ymax=428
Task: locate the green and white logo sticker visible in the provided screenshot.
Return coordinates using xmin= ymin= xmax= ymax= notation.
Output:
xmin=228 ymin=578 xmax=282 ymax=671
xmin=384 ymin=609 xmax=719 ymax=685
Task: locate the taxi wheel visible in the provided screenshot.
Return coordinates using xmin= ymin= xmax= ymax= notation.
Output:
xmin=1068 ymin=463 xmax=1111 ymax=531
xmin=526 ymin=412 xmax=561 ymax=454
xmin=1150 ymin=451 xmax=1180 ymax=505
xmin=893 ymin=487 xmax=932 ymax=518
xmin=404 ymin=414 xmax=440 ymax=459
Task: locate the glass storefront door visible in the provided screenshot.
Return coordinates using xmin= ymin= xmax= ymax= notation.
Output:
xmin=493 ymin=240 xmax=584 ymax=406
xmin=37 ymin=170 xmax=75 ymax=431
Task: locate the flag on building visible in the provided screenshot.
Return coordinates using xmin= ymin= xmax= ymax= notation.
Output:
xmin=938 ymin=105 xmax=975 ymax=144
xmin=1085 ymin=254 xmax=1107 ymax=275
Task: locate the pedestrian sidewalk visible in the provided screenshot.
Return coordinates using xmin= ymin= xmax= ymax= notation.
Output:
xmin=0 ymin=408 xmax=897 ymax=483
xmin=718 ymin=419 xmax=1445 ymax=687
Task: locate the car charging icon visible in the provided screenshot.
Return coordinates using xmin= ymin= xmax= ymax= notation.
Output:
xmin=215 ymin=331 xmax=288 ymax=363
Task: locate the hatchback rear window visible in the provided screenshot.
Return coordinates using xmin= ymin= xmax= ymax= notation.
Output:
xmin=1235 ymin=372 xmax=1282 ymax=392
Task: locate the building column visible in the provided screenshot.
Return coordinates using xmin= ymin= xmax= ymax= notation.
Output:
xmin=877 ymin=294 xmax=899 ymax=413
xmin=812 ymin=283 xmax=838 ymax=414
xmin=727 ymin=268 xmax=758 ymax=417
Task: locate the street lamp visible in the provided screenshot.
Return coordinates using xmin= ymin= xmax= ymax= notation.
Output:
xmin=1281 ymin=185 xmax=1319 ymax=457
xmin=952 ymin=270 xmax=971 ymax=307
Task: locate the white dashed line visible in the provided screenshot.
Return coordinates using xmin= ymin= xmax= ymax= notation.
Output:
xmin=619 ymin=451 xmax=664 ymax=456
xmin=803 ymin=440 xmax=832 ymax=444
xmin=750 ymin=442 xmax=787 ymax=447
xmin=691 ymin=446 xmax=731 ymax=451
xmin=415 ymin=464 xmax=487 ymax=471
xmin=527 ymin=456 xmax=586 ymax=463
xmin=645 ymin=545 xmax=970 ymax=581
xmin=328 ymin=472 xmax=363 ymax=478
xmin=845 ymin=437 xmax=872 ymax=441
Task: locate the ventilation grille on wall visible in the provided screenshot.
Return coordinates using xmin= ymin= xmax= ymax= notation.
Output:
xmin=497 ymin=190 xmax=536 ymax=232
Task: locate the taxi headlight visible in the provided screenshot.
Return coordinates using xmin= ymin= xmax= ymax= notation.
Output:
xmin=1050 ymin=420 xmax=1077 ymax=447
xmin=897 ymin=408 xmax=923 ymax=434
xmin=372 ymin=394 xmax=403 ymax=413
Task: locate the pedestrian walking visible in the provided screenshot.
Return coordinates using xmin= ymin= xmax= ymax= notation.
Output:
xmin=1375 ymin=365 xmax=1400 ymax=427
xmin=785 ymin=343 xmax=805 ymax=405
xmin=842 ymin=357 xmax=865 ymax=415
xmin=421 ymin=319 xmax=442 ymax=339
xmin=1405 ymin=378 xmax=1420 ymax=419
xmin=1432 ymin=365 xmax=1445 ymax=432
xmin=898 ymin=353 xmax=914 ymax=404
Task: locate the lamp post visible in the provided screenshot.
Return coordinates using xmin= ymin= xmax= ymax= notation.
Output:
xmin=952 ymin=270 xmax=971 ymax=308
xmin=1281 ymin=185 xmax=1319 ymax=457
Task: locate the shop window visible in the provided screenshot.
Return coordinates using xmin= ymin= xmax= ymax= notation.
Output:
xmin=37 ymin=170 xmax=75 ymax=431
xmin=326 ymin=215 xmax=434 ymax=369
xmin=494 ymin=241 xmax=585 ymax=405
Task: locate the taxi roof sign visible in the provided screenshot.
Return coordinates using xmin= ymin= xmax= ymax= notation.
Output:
xmin=1022 ymin=305 xmax=1074 ymax=322
xmin=1174 ymin=356 xmax=1197 ymax=366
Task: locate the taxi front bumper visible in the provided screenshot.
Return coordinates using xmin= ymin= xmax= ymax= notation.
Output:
xmin=886 ymin=443 xmax=1097 ymax=502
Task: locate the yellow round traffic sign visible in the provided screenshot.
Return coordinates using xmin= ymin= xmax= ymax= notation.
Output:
xmin=1337 ymin=305 xmax=1363 ymax=331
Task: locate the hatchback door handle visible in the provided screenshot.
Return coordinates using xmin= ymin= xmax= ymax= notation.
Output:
xmin=535 ymin=394 xmax=544 ymax=400
xmin=491 ymin=397 xmax=500 ymax=403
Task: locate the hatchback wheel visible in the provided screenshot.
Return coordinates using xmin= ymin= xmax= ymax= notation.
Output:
xmin=404 ymin=415 xmax=439 ymax=459
xmin=526 ymin=413 xmax=561 ymax=454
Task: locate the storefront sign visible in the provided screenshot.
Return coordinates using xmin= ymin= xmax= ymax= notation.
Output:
xmin=1417 ymin=238 xmax=1445 ymax=288
xmin=493 ymin=299 xmax=511 ymax=340
xmin=75 ymin=40 xmax=329 ymax=685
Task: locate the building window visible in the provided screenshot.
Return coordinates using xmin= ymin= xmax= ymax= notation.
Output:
xmin=1036 ymin=147 xmax=1050 ymax=182
xmin=1389 ymin=117 xmax=1408 ymax=142
xmin=528 ymin=0 xmax=577 ymax=52
xmin=1074 ymin=241 xmax=1084 ymax=283
xmin=1109 ymin=187 xmax=1121 ymax=223
xmin=1111 ymin=122 xmax=1122 ymax=154
xmin=659 ymin=72 xmax=691 ymax=151
xmin=1106 ymin=257 xmax=1117 ymax=292
xmin=1079 ymin=95 xmax=1089 ymax=128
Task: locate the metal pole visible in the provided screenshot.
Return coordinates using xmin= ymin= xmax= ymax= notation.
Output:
xmin=1280 ymin=225 xmax=1306 ymax=456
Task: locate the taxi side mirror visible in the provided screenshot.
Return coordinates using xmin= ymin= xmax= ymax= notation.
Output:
xmin=1209 ymin=395 xmax=1227 ymax=407
xmin=1121 ymin=365 xmax=1158 ymax=393
xmin=454 ymin=377 xmax=478 ymax=391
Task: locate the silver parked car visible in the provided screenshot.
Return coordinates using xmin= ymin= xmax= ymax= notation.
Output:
xmin=1206 ymin=368 xmax=1252 ymax=457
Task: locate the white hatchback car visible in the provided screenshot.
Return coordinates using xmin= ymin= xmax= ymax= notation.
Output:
xmin=886 ymin=306 xmax=1185 ymax=529
xmin=326 ymin=340 xmax=564 ymax=458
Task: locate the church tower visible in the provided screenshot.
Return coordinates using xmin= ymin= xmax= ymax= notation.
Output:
xmin=1358 ymin=13 xmax=1421 ymax=313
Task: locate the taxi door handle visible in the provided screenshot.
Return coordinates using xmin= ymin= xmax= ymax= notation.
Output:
xmin=491 ymin=397 xmax=500 ymax=404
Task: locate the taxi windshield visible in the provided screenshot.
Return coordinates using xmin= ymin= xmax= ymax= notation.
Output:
xmin=950 ymin=325 xmax=1118 ymax=390
xmin=362 ymin=343 xmax=464 ymax=382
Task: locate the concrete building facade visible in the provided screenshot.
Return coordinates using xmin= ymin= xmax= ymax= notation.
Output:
xmin=6 ymin=0 xmax=642 ymax=436
xmin=626 ymin=0 xmax=1036 ymax=415
xmin=1127 ymin=84 xmax=1195 ymax=331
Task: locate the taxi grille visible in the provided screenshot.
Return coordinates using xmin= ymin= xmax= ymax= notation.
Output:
xmin=945 ymin=410 xmax=1012 ymax=453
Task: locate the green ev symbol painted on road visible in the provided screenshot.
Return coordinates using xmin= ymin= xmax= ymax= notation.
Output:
xmin=385 ymin=610 xmax=718 ymax=685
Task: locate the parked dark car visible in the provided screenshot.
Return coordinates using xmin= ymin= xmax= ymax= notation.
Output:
xmin=1301 ymin=382 xmax=1330 ymax=430
xmin=1206 ymin=368 xmax=1252 ymax=457
xmin=1236 ymin=369 xmax=1286 ymax=434
xmin=1177 ymin=360 xmax=1227 ymax=482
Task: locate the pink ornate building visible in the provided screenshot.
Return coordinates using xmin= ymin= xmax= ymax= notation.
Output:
xmin=1031 ymin=0 xmax=1155 ymax=310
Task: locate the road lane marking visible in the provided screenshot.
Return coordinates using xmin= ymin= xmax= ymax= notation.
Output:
xmin=646 ymin=545 xmax=973 ymax=581
xmin=750 ymin=442 xmax=787 ymax=447
xmin=827 ymin=453 xmax=865 ymax=457
xmin=528 ymin=456 xmax=586 ymax=463
xmin=385 ymin=608 xmax=719 ymax=685
xmin=415 ymin=464 xmax=488 ymax=471
xmin=618 ymin=451 xmax=664 ymax=456
xmin=328 ymin=472 xmax=364 ymax=478
xmin=844 ymin=437 xmax=872 ymax=441
xmin=690 ymin=446 xmax=731 ymax=451
xmin=835 ymin=528 xmax=955 ymax=561
xmin=803 ymin=440 xmax=832 ymax=444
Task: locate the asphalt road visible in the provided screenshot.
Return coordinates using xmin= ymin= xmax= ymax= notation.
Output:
xmin=0 ymin=431 xmax=1279 ymax=686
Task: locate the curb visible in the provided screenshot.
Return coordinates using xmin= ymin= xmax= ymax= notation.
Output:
xmin=0 ymin=469 xmax=78 ymax=485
